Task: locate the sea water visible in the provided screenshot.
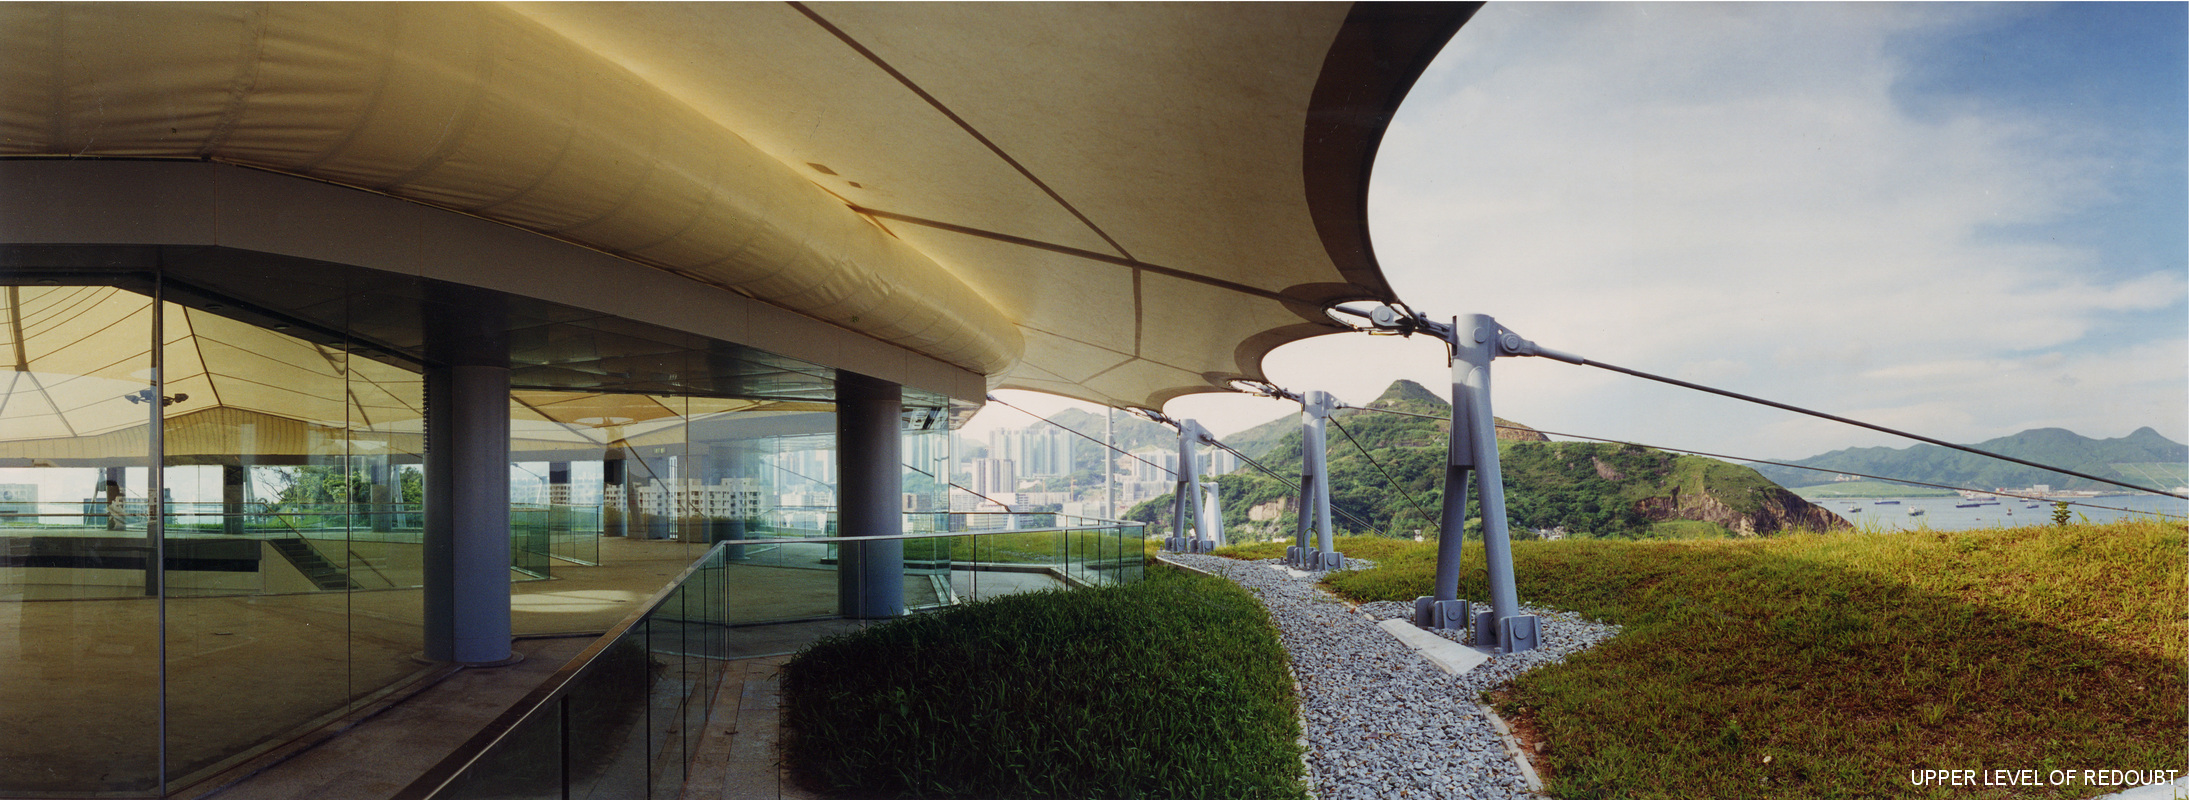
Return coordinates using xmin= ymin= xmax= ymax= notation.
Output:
xmin=1823 ymin=493 xmax=2189 ymax=532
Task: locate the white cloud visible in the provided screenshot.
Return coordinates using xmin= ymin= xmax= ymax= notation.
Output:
xmin=988 ymin=5 xmax=2183 ymax=468
xmin=1274 ymin=2 xmax=2189 ymax=462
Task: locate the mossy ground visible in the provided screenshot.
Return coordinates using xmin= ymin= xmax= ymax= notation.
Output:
xmin=1277 ymin=521 xmax=2184 ymax=799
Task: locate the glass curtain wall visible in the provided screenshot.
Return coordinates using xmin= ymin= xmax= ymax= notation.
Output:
xmin=3 ymin=249 xmax=937 ymax=795
xmin=0 ymin=281 xmax=163 ymax=795
xmin=506 ymin=393 xmax=852 ymax=634
xmin=902 ymin=403 xmax=953 ymax=606
xmin=157 ymin=288 xmax=432 ymax=784
xmin=694 ymin=403 xmax=840 ymax=625
xmin=0 ymin=262 xmax=435 ymax=796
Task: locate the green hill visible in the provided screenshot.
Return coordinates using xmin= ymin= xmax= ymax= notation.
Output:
xmin=1754 ymin=427 xmax=2187 ymax=493
xmin=1178 ymin=380 xmax=1842 ymax=540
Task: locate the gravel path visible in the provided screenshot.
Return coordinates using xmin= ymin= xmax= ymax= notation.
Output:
xmin=1164 ymin=554 xmax=1620 ymax=800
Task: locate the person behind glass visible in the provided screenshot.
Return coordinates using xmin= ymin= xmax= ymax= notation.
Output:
xmin=105 ymin=480 xmax=125 ymax=531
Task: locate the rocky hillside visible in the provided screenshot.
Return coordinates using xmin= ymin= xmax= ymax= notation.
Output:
xmin=1504 ymin=441 xmax=1847 ymax=536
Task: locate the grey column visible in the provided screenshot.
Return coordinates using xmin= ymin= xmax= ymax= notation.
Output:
xmin=1456 ymin=313 xmax=1529 ymax=651
xmin=1414 ymin=313 xmax=1535 ymax=651
xmin=423 ymin=292 xmax=512 ymax=665
xmin=836 ymin=373 xmax=903 ymax=619
xmin=547 ymin=460 xmax=571 ymax=540
xmin=1168 ymin=420 xmax=1205 ymax=552
xmin=222 ymin=464 xmax=247 ymax=535
xmin=1291 ymin=401 xmax=1315 ymax=565
xmin=367 ymin=459 xmax=392 ymax=532
xmin=1104 ymin=408 xmax=1116 ymax=519
xmin=603 ymin=457 xmax=629 ymax=537
xmin=1416 ymin=351 xmax=1474 ymax=631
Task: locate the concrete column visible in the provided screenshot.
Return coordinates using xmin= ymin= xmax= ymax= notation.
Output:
xmin=367 ymin=459 xmax=392 ymax=532
xmin=547 ymin=461 xmax=570 ymax=503
xmin=603 ymin=457 xmax=629 ymax=537
xmin=547 ymin=460 xmax=571 ymax=540
xmin=423 ymin=291 xmax=512 ymax=665
xmin=836 ymin=373 xmax=902 ymax=619
xmin=222 ymin=464 xmax=247 ymax=535
xmin=704 ymin=444 xmax=753 ymax=559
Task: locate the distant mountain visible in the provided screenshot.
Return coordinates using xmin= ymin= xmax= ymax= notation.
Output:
xmin=1220 ymin=413 xmax=1296 ymax=461
xmin=1752 ymin=427 xmax=2188 ymax=493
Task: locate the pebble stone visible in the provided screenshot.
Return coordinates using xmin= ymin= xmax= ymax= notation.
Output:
xmin=1165 ymin=553 xmax=1621 ymax=800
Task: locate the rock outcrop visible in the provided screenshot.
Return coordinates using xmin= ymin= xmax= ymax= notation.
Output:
xmin=1635 ymin=485 xmax=1848 ymax=535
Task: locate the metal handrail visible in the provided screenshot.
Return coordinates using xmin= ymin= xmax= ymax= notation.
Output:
xmin=740 ymin=525 xmax=1144 ymax=544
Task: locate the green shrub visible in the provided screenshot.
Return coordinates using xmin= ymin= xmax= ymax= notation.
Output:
xmin=781 ymin=566 xmax=1306 ymax=799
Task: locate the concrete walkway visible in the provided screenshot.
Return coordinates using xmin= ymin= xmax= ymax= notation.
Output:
xmin=681 ymin=655 xmax=816 ymax=800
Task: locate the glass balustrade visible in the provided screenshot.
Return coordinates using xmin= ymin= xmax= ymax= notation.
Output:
xmin=416 ymin=518 xmax=1146 ymax=800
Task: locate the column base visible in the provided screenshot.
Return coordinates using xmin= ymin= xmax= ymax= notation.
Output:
xmin=1412 ymin=596 xmax=1469 ymax=630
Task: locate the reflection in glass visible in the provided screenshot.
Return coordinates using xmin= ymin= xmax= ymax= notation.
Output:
xmin=0 ymin=283 xmax=162 ymax=794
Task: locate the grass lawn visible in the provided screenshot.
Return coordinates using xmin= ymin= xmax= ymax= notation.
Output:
xmin=1303 ymin=520 xmax=2184 ymax=799
xmin=780 ymin=564 xmax=1306 ymax=799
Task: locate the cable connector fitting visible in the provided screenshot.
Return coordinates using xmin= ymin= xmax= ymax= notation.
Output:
xmin=1494 ymin=332 xmax=1585 ymax=365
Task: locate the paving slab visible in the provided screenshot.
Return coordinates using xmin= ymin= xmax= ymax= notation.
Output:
xmin=1374 ymin=618 xmax=1491 ymax=675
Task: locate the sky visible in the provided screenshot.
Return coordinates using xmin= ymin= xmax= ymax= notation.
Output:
xmin=973 ymin=2 xmax=2188 ymax=464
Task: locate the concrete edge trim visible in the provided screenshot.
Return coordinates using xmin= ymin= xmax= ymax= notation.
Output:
xmin=1153 ymin=554 xmax=1221 ymax=578
xmin=1480 ymin=703 xmax=1546 ymax=795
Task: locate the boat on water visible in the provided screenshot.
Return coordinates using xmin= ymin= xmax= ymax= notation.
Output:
xmin=1956 ymin=503 xmax=1982 ymax=508
xmin=1846 ymin=507 xmax=1863 ymax=513
xmin=1908 ymin=508 xmax=1926 ymax=516
xmin=1874 ymin=500 xmax=1901 ymax=505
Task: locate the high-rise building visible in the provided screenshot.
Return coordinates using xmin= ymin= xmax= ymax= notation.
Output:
xmin=991 ymin=426 xmax=1073 ymax=477
xmin=971 ymin=457 xmax=1019 ymax=498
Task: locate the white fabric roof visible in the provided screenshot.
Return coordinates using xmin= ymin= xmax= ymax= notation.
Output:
xmin=0 ymin=285 xmax=832 ymax=458
xmin=0 ymin=2 xmax=1471 ymax=410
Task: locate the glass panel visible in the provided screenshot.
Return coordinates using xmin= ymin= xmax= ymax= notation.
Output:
xmin=347 ymin=339 xmax=426 ymax=707
xmin=438 ymin=700 xmax=564 ymax=800
xmin=0 ymin=282 xmax=162 ymax=795
xmin=162 ymin=299 xmax=359 ymax=785
xmin=645 ymin=602 xmax=691 ymax=798
xmin=565 ymin=636 xmax=654 ymax=800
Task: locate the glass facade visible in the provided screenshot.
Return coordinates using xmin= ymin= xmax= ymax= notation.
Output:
xmin=0 ymin=246 xmax=959 ymax=796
